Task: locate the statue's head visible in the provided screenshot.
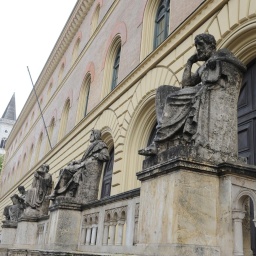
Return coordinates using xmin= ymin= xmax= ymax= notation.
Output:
xmin=18 ymin=185 xmax=25 ymax=194
xmin=90 ymin=129 xmax=101 ymax=142
xmin=194 ymin=33 xmax=216 ymax=61
xmin=42 ymin=164 xmax=50 ymax=172
xmin=11 ymin=194 xmax=20 ymax=205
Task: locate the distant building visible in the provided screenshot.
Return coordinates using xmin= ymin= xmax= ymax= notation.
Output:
xmin=0 ymin=93 xmax=16 ymax=155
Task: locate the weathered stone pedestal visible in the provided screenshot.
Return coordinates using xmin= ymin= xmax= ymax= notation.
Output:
xmin=136 ymin=156 xmax=256 ymax=256
xmin=15 ymin=216 xmax=38 ymax=246
xmin=1 ymin=221 xmax=17 ymax=245
xmin=47 ymin=197 xmax=82 ymax=251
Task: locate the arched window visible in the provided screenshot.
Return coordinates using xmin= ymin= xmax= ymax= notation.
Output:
xmin=101 ymin=148 xmax=114 ymax=198
xmin=22 ymin=153 xmax=27 ymax=175
xmin=45 ymin=117 xmax=55 ymax=153
xmin=58 ymin=63 xmax=65 ymax=85
xmin=76 ymin=75 xmax=91 ymax=123
xmin=102 ymin=36 xmax=122 ymax=97
xmin=154 ymin=0 xmax=170 ymax=49
xmin=72 ymin=38 xmax=80 ymax=64
xmin=35 ymin=132 xmax=43 ymax=163
xmin=58 ymin=99 xmax=71 ymax=141
xmin=27 ymin=144 xmax=34 ymax=170
xmin=91 ymin=4 xmax=100 ymax=34
xmin=47 ymin=82 xmax=53 ymax=99
xmin=111 ymin=46 xmax=121 ymax=90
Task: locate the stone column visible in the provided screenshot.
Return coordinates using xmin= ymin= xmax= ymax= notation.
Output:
xmin=80 ymin=227 xmax=86 ymax=245
xmin=85 ymin=227 xmax=92 ymax=245
xmin=102 ymin=223 xmax=109 ymax=245
xmin=116 ymin=220 xmax=125 ymax=246
xmin=108 ymin=221 xmax=116 ymax=246
xmin=90 ymin=225 xmax=97 ymax=245
xmin=233 ymin=210 xmax=246 ymax=256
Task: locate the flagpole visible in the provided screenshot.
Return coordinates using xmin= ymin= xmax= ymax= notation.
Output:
xmin=27 ymin=66 xmax=52 ymax=150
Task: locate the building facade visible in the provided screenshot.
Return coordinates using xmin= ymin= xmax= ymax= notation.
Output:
xmin=1 ymin=0 xmax=256 ymax=255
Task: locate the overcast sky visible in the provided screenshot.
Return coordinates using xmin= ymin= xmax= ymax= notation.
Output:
xmin=0 ymin=0 xmax=77 ymax=118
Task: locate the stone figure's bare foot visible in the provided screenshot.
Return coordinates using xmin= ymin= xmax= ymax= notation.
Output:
xmin=138 ymin=143 xmax=157 ymax=156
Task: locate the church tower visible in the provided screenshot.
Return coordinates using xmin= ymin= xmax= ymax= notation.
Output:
xmin=0 ymin=93 xmax=16 ymax=155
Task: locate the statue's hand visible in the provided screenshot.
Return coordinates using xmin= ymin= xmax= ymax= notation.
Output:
xmin=188 ymin=54 xmax=198 ymax=64
xmin=206 ymin=59 xmax=216 ymax=70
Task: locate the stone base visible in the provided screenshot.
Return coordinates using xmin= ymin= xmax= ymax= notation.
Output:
xmin=1 ymin=221 xmax=17 ymax=245
xmin=15 ymin=217 xmax=38 ymax=246
xmin=137 ymin=157 xmax=256 ymax=256
xmin=47 ymin=199 xmax=82 ymax=250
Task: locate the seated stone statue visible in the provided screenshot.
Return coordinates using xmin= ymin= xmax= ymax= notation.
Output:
xmin=48 ymin=129 xmax=110 ymax=202
xmin=3 ymin=194 xmax=24 ymax=222
xmin=3 ymin=186 xmax=27 ymax=221
xmin=24 ymin=164 xmax=52 ymax=216
xmin=139 ymin=33 xmax=246 ymax=162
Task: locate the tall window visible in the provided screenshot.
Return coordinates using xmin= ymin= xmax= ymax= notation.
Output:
xmin=72 ymin=38 xmax=80 ymax=64
xmin=58 ymin=63 xmax=65 ymax=85
xmin=76 ymin=75 xmax=91 ymax=123
xmin=27 ymin=144 xmax=34 ymax=171
xmin=102 ymin=36 xmax=122 ymax=98
xmin=84 ymin=80 xmax=90 ymax=116
xmin=101 ymin=148 xmax=114 ymax=198
xmin=35 ymin=132 xmax=43 ymax=163
xmin=58 ymin=99 xmax=71 ymax=141
xmin=91 ymin=4 xmax=100 ymax=34
xmin=45 ymin=117 xmax=55 ymax=153
xmin=154 ymin=0 xmax=170 ymax=49
xmin=111 ymin=47 xmax=121 ymax=90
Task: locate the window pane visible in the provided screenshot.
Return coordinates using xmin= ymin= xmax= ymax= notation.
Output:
xmin=154 ymin=0 xmax=170 ymax=49
xmin=111 ymin=47 xmax=121 ymax=90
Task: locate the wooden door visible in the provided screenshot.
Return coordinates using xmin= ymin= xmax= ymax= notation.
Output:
xmin=238 ymin=59 xmax=256 ymax=255
xmin=101 ymin=148 xmax=114 ymax=198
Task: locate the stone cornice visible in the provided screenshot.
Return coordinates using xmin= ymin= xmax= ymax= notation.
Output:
xmin=6 ymin=0 xmax=95 ymax=147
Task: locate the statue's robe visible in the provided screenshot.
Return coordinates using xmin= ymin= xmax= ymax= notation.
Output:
xmin=25 ymin=171 xmax=52 ymax=209
xmin=155 ymin=49 xmax=246 ymax=158
xmin=54 ymin=140 xmax=109 ymax=201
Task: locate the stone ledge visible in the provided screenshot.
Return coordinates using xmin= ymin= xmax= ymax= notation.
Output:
xmin=82 ymin=188 xmax=140 ymax=210
xmin=1 ymin=220 xmax=17 ymax=229
xmin=49 ymin=197 xmax=82 ymax=212
xmin=137 ymin=157 xmax=256 ymax=181
xmin=49 ymin=189 xmax=140 ymax=212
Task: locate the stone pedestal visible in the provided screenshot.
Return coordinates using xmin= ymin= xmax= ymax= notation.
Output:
xmin=136 ymin=157 xmax=256 ymax=256
xmin=47 ymin=197 xmax=82 ymax=251
xmin=1 ymin=221 xmax=17 ymax=245
xmin=15 ymin=216 xmax=38 ymax=246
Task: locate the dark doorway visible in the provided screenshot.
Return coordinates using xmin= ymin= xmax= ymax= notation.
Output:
xmin=238 ymin=59 xmax=256 ymax=255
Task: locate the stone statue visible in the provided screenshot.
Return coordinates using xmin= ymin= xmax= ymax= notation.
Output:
xmin=3 ymin=186 xmax=27 ymax=222
xmin=3 ymin=194 xmax=24 ymax=222
xmin=139 ymin=33 xmax=246 ymax=162
xmin=48 ymin=129 xmax=110 ymax=202
xmin=24 ymin=164 xmax=52 ymax=216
